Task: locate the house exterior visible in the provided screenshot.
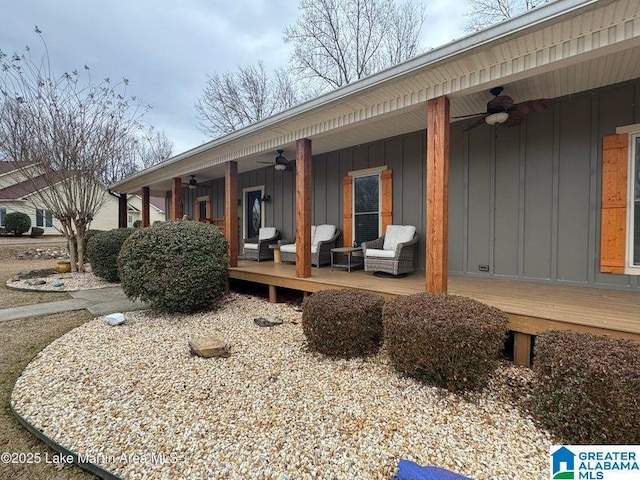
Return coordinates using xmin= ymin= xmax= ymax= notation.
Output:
xmin=110 ymin=0 xmax=640 ymax=364
xmin=0 ymin=161 xmax=165 ymax=234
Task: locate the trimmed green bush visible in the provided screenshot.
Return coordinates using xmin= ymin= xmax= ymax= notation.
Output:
xmin=302 ymin=289 xmax=385 ymax=358
xmin=86 ymin=228 xmax=135 ymax=282
xmin=383 ymin=293 xmax=508 ymax=391
xmin=5 ymin=212 xmax=31 ymax=236
xmin=532 ymin=331 xmax=640 ymax=444
xmin=29 ymin=226 xmax=44 ymax=237
xmin=118 ymin=221 xmax=229 ymax=313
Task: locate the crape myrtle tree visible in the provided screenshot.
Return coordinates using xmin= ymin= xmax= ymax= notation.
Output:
xmin=0 ymin=27 xmax=148 ymax=272
xmin=284 ymin=0 xmax=426 ymax=90
xmin=465 ymin=0 xmax=550 ymax=32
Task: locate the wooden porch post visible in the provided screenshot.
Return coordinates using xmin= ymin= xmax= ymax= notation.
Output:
xmin=171 ymin=177 xmax=183 ymax=220
xmin=296 ymin=138 xmax=312 ymax=278
xmin=142 ymin=186 xmax=150 ymax=228
xmin=225 ymin=161 xmax=239 ymax=268
xmin=426 ymin=95 xmax=450 ymax=293
xmin=118 ymin=193 xmax=128 ymax=228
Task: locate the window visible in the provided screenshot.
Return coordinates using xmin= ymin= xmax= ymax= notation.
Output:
xmin=36 ymin=209 xmax=53 ymax=228
xmin=353 ymin=174 xmax=380 ymax=246
xmin=0 ymin=207 xmax=5 ymax=227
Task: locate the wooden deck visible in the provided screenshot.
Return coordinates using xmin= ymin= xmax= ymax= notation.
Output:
xmin=229 ymin=260 xmax=640 ymax=366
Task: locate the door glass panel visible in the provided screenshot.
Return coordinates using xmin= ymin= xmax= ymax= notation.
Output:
xmin=246 ymin=190 xmax=262 ymax=238
xmin=199 ymin=201 xmax=207 ymax=220
xmin=354 ymin=174 xmax=379 ymax=245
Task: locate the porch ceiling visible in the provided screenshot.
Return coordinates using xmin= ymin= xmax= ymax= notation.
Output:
xmin=113 ymin=0 xmax=640 ymax=196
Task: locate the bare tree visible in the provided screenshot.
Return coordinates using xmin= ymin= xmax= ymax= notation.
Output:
xmin=138 ymin=130 xmax=174 ymax=169
xmin=465 ymin=0 xmax=549 ymax=32
xmin=0 ymin=28 xmax=147 ymax=272
xmin=195 ymin=62 xmax=299 ymax=138
xmin=283 ymin=0 xmax=425 ymax=90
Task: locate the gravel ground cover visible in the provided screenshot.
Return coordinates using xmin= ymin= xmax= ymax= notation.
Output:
xmin=12 ymin=293 xmax=552 ymax=480
xmin=6 ymin=270 xmax=115 ymax=292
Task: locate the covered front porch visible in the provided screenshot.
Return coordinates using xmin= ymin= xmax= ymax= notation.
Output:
xmin=230 ymin=260 xmax=640 ymax=366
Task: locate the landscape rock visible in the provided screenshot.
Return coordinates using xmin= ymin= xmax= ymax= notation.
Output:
xmin=27 ymin=279 xmax=46 ymax=286
xmin=104 ymin=313 xmax=126 ymax=326
xmin=189 ymin=336 xmax=231 ymax=358
xmin=253 ymin=316 xmax=283 ymax=327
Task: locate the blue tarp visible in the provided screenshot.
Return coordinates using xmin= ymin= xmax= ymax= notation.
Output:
xmin=393 ymin=460 xmax=473 ymax=480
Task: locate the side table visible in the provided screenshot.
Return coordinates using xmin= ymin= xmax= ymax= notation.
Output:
xmin=331 ymin=246 xmax=363 ymax=272
xmin=268 ymin=244 xmax=281 ymax=263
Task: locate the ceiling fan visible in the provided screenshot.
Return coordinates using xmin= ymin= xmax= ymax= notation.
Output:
xmin=453 ymin=86 xmax=553 ymax=131
xmin=256 ymin=150 xmax=293 ymax=171
xmin=183 ymin=175 xmax=203 ymax=190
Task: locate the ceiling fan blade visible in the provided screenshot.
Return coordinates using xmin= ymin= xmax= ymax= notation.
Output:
xmin=256 ymin=161 xmax=275 ymax=164
xmin=451 ymin=112 xmax=486 ymax=120
xmin=463 ymin=115 xmax=488 ymax=132
xmin=513 ymin=98 xmax=553 ymax=115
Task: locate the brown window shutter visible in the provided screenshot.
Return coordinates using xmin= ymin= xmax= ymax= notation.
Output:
xmin=343 ymin=176 xmax=353 ymax=246
xmin=600 ymin=133 xmax=628 ymax=274
xmin=381 ymin=169 xmax=393 ymax=232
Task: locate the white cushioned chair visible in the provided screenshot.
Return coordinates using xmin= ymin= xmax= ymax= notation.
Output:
xmin=279 ymin=224 xmax=340 ymax=267
xmin=243 ymin=227 xmax=279 ymax=261
xmin=361 ymin=225 xmax=418 ymax=275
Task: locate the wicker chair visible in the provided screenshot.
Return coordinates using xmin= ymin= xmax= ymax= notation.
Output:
xmin=242 ymin=227 xmax=279 ymax=262
xmin=279 ymin=224 xmax=340 ymax=267
xmin=361 ymin=225 xmax=418 ymax=276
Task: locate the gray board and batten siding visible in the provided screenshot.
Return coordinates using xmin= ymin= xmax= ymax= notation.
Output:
xmin=171 ymin=78 xmax=640 ymax=291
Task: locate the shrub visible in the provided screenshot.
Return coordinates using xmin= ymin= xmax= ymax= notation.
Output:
xmin=383 ymin=293 xmax=508 ymax=391
xmin=133 ymin=220 xmax=142 ymax=228
xmin=302 ymin=289 xmax=385 ymax=358
xmin=86 ymin=228 xmax=135 ymax=282
xmin=532 ymin=331 xmax=640 ymax=444
xmin=5 ymin=212 xmax=31 ymax=236
xmin=29 ymin=226 xmax=44 ymax=237
xmin=118 ymin=220 xmax=229 ymax=313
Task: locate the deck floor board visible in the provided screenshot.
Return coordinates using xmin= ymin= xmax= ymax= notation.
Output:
xmin=230 ymin=261 xmax=640 ymax=337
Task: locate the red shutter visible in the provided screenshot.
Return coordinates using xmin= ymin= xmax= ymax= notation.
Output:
xmin=381 ymin=169 xmax=393 ymax=232
xmin=600 ymin=133 xmax=628 ymax=274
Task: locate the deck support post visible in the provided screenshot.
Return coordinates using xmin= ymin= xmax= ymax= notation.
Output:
xmin=118 ymin=193 xmax=128 ymax=228
xmin=171 ymin=177 xmax=183 ymax=220
xmin=513 ymin=332 xmax=533 ymax=367
xmin=225 ymin=161 xmax=239 ymax=268
xmin=296 ymin=138 xmax=312 ymax=278
xmin=426 ymin=95 xmax=450 ymax=293
xmin=269 ymin=285 xmax=277 ymax=303
xmin=142 ymin=186 xmax=150 ymax=228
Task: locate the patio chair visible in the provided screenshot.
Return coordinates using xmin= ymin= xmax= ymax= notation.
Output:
xmin=361 ymin=225 xmax=418 ymax=276
xmin=243 ymin=227 xmax=280 ymax=262
xmin=279 ymin=224 xmax=340 ymax=267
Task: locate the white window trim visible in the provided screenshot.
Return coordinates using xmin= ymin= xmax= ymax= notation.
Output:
xmin=36 ymin=208 xmax=54 ymax=228
xmin=626 ymin=133 xmax=640 ymax=275
xmin=349 ymin=167 xmax=385 ymax=246
xmin=241 ymin=185 xmax=265 ymax=239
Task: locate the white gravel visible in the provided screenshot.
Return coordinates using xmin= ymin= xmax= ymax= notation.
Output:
xmin=6 ymin=271 xmax=116 ymax=291
xmin=12 ymin=293 xmax=553 ymax=480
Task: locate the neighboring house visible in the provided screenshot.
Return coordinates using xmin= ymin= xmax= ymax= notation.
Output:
xmin=0 ymin=162 xmax=165 ymax=234
xmin=111 ymin=0 xmax=640 ymax=363
xmin=126 ymin=195 xmax=166 ymax=227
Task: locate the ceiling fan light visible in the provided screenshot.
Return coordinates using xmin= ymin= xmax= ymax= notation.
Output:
xmin=485 ymin=112 xmax=509 ymax=125
xmin=189 ymin=184 xmax=197 ymax=190
xmin=274 ymin=163 xmax=287 ymax=171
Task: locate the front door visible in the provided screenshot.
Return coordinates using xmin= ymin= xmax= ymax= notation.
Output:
xmin=198 ymin=200 xmax=207 ymax=221
xmin=246 ymin=189 xmax=263 ymax=238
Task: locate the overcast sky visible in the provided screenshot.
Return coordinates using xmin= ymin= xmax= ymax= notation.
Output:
xmin=0 ymin=0 xmax=467 ymax=155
